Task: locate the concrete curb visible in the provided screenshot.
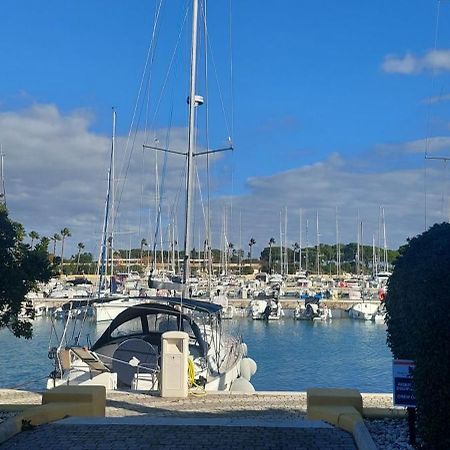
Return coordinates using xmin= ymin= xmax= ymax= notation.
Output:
xmin=0 ymin=416 xmax=21 ymax=446
xmin=306 ymin=388 xmax=378 ymax=450
xmin=353 ymin=421 xmax=377 ymax=450
xmin=0 ymin=385 xmax=106 ymax=446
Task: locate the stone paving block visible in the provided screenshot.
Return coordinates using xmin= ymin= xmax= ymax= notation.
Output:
xmin=1 ymin=423 xmax=357 ymax=450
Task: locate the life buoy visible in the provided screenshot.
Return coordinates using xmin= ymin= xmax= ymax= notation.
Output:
xmin=378 ymin=290 xmax=386 ymax=302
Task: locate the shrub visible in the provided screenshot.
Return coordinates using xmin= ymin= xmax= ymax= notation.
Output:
xmin=241 ymin=266 xmax=254 ymax=275
xmin=385 ymin=223 xmax=450 ymax=450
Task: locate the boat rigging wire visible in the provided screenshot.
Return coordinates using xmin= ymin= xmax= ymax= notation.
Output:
xmin=229 ymin=0 xmax=234 ymax=141
xmin=114 ymin=0 xmax=164 ymax=229
xmin=146 ymin=2 xmax=190 ymax=138
xmin=7 ymin=374 xmax=49 ymax=390
xmin=424 ymin=0 xmax=444 ymax=230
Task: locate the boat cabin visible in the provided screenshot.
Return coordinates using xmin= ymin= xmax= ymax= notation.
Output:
xmin=91 ymin=299 xmax=221 ymax=375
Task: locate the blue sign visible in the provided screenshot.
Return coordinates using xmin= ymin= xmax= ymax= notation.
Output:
xmin=393 ymin=359 xmax=416 ymax=407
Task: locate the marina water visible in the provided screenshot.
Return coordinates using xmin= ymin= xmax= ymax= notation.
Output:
xmin=0 ymin=318 xmax=392 ymax=393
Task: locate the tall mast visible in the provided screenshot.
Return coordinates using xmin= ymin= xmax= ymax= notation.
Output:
xmin=372 ymin=234 xmax=377 ymax=278
xmin=316 ymin=211 xmax=320 ymax=276
xmin=299 ymin=209 xmax=302 ymax=272
xmin=284 ymin=207 xmax=288 ymax=275
xmin=183 ymin=0 xmax=200 ymax=286
xmin=279 ymin=211 xmax=283 ymax=276
xmin=305 ymin=219 xmax=309 ymax=272
xmin=239 ymin=209 xmax=242 ymax=275
xmin=360 ymin=220 xmax=364 ymax=275
xmin=335 ymin=206 xmax=340 ymax=276
xmin=356 ymin=210 xmax=360 ymax=275
xmin=0 ymin=146 xmax=6 ymax=207
xmin=378 ymin=206 xmax=382 ymax=274
xmin=382 ymin=207 xmax=388 ymax=271
xmin=98 ymin=108 xmax=115 ymax=297
xmin=110 ymin=108 xmax=116 ymax=280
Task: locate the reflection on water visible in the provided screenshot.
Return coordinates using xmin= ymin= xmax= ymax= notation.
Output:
xmin=224 ymin=318 xmax=392 ymax=393
xmin=0 ymin=318 xmax=109 ymax=391
xmin=0 ymin=317 xmax=392 ymax=393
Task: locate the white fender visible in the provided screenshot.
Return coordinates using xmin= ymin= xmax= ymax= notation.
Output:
xmin=230 ymin=377 xmax=255 ymax=393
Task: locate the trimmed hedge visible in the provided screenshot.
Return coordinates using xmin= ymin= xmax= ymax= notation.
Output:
xmin=385 ymin=223 xmax=450 ymax=450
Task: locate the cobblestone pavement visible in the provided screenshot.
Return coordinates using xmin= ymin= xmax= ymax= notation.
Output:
xmin=1 ymin=423 xmax=357 ymax=450
xmin=0 ymin=390 xmax=394 ymax=449
xmin=105 ymin=392 xmax=309 ymax=419
xmin=104 ymin=391 xmax=393 ymax=418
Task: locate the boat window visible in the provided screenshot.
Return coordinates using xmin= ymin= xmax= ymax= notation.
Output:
xmin=110 ymin=317 xmax=143 ymax=338
xmin=145 ymin=313 xmax=195 ymax=337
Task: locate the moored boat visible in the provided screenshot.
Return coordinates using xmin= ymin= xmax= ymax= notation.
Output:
xmin=294 ymin=295 xmax=331 ymax=321
xmin=348 ymin=301 xmax=379 ymax=320
xmin=47 ymin=297 xmax=255 ymax=392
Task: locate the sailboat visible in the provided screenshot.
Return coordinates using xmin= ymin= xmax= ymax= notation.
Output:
xmin=47 ymin=0 xmax=256 ymax=393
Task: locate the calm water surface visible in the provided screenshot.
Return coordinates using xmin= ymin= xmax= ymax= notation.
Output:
xmin=0 ymin=317 xmax=392 ymax=393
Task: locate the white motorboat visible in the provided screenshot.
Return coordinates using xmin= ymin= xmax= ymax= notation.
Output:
xmin=211 ymin=293 xmax=235 ymax=320
xmin=294 ymin=297 xmax=331 ymax=321
xmin=250 ymin=298 xmax=283 ymax=320
xmin=348 ymin=301 xmax=380 ymax=320
xmin=94 ymin=296 xmax=140 ymax=323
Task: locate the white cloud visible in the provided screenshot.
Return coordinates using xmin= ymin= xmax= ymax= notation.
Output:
xmin=374 ymin=136 xmax=450 ymax=155
xmin=0 ymin=104 xmax=195 ymax=257
xmin=1 ymin=103 xmax=449 ymax=257
xmin=221 ymin=154 xmax=447 ymax=254
xmin=422 ymin=93 xmax=450 ymax=104
xmin=382 ymin=49 xmax=450 ymax=74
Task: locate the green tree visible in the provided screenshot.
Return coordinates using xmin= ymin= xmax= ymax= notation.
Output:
xmin=59 ymin=227 xmax=71 ymax=274
xmin=29 ymin=230 xmax=40 ymax=248
xmin=50 ymin=233 xmax=61 ymax=257
xmin=248 ymin=237 xmax=256 ymax=261
xmin=386 ymin=223 xmax=450 ymax=449
xmin=76 ymin=242 xmax=85 ymax=273
xmin=0 ymin=206 xmax=53 ymax=338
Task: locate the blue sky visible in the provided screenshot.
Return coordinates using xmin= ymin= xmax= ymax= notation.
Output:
xmin=1 ymin=1 xmax=450 ymax=256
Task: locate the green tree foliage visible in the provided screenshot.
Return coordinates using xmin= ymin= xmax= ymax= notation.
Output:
xmin=241 ymin=266 xmax=254 ymax=275
xmin=50 ymin=233 xmax=61 ymax=257
xmin=28 ymin=230 xmax=40 ymax=248
xmin=260 ymin=243 xmax=399 ymax=274
xmin=385 ymin=223 xmax=450 ymax=450
xmin=0 ymin=206 xmax=53 ymax=338
xmin=59 ymin=227 xmax=71 ymax=274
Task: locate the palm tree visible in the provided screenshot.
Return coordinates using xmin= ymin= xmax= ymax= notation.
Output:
xmin=50 ymin=233 xmax=61 ymax=258
xmin=40 ymin=236 xmax=50 ymax=250
xmin=76 ymin=242 xmax=85 ymax=273
xmin=248 ymin=238 xmax=256 ymax=261
xmin=60 ymin=228 xmax=71 ymax=274
xmin=268 ymin=237 xmax=275 ymax=273
xmin=29 ymin=230 xmax=40 ymax=248
xmin=140 ymin=238 xmax=148 ymax=264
